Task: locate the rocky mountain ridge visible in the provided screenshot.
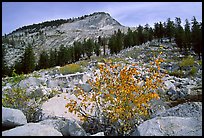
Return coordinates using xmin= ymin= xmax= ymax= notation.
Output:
xmin=2 ymin=12 xmax=133 ymax=68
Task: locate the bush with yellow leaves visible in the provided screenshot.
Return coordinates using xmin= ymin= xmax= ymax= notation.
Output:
xmin=65 ymin=54 xmax=165 ymax=135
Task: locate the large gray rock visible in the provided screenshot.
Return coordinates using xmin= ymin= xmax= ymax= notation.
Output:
xmin=67 ymin=119 xmax=87 ymax=136
xmin=135 ymin=116 xmax=202 ymax=136
xmin=164 ymin=80 xmax=176 ymax=90
xmin=2 ymin=107 xmax=27 ymax=128
xmin=156 ymin=102 xmax=202 ymax=118
xmin=80 ymin=83 xmax=92 ymax=92
xmin=2 ymin=123 xmax=62 ymax=136
xmin=91 ymin=132 xmax=105 ymax=136
xmin=148 ymin=99 xmax=170 ymax=118
xmin=47 ymin=79 xmax=60 ymax=88
xmin=40 ymin=93 xmax=84 ymax=123
xmin=39 ymin=118 xmax=69 ymax=136
xmin=18 ymin=77 xmax=42 ymax=89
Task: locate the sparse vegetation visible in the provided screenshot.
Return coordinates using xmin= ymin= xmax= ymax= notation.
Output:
xmin=124 ymin=49 xmax=140 ymax=59
xmin=2 ymin=88 xmax=41 ymax=122
xmin=77 ymin=60 xmax=89 ymax=68
xmin=65 ymin=54 xmax=165 ymax=135
xmin=109 ymin=57 xmax=129 ymax=64
xmin=179 ymin=56 xmax=194 ymax=67
xmin=189 ymin=66 xmax=197 ymax=76
xmin=59 ymin=64 xmax=83 ymax=75
xmin=7 ymin=69 xmax=26 ymax=85
xmin=168 ymin=70 xmax=184 ymax=77
xmin=2 ymin=86 xmax=61 ymax=122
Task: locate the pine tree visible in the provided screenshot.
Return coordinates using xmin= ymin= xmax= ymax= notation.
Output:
xmin=85 ymin=38 xmax=94 ymax=59
xmin=132 ymin=30 xmax=139 ymax=46
xmin=115 ymin=29 xmax=123 ymax=53
xmin=98 ymin=36 xmax=107 ymax=56
xmin=22 ymin=44 xmax=35 ymax=74
xmin=148 ymin=27 xmax=154 ymax=42
xmin=144 ymin=24 xmax=150 ymax=43
xmin=73 ymin=41 xmax=83 ymax=61
xmin=49 ymin=48 xmax=58 ymax=67
xmin=166 ymin=18 xmax=175 ymax=42
xmin=108 ymin=34 xmax=116 ymax=55
xmin=2 ymin=44 xmax=9 ymax=76
xmin=174 ymin=17 xmax=185 ymax=51
xmin=38 ymin=50 xmax=49 ymax=69
xmin=13 ymin=55 xmax=24 ymax=75
xmin=58 ymin=45 xmax=67 ymax=66
xmin=184 ymin=19 xmax=191 ymax=52
xmin=154 ymin=23 xmax=160 ymax=42
xmin=94 ymin=41 xmax=100 ymax=56
xmin=124 ymin=28 xmax=134 ymax=48
xmin=191 ymin=16 xmax=202 ymax=60
xmin=137 ymin=25 xmax=144 ymax=45
xmin=158 ymin=22 xmax=164 ymax=43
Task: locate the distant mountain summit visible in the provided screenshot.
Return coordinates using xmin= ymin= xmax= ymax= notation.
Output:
xmin=10 ymin=12 xmax=122 ymax=35
xmin=2 ymin=12 xmax=133 ymax=68
xmin=59 ymin=12 xmax=122 ymax=31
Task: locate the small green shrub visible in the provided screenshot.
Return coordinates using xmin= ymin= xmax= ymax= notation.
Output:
xmin=59 ymin=64 xmax=83 ymax=75
xmin=198 ymin=60 xmax=202 ymax=65
xmin=7 ymin=69 xmax=26 ymax=85
xmin=31 ymin=72 xmax=42 ymax=78
xmin=124 ymin=48 xmax=141 ymax=59
xmin=165 ymin=58 xmax=174 ymax=63
xmin=77 ymin=60 xmax=89 ymax=67
xmin=108 ymin=57 xmax=129 ymax=64
xmin=189 ymin=66 xmax=197 ymax=76
xmin=2 ymin=88 xmax=41 ymax=122
xmin=179 ymin=56 xmax=194 ymax=67
xmin=168 ymin=70 xmax=184 ymax=77
xmin=47 ymin=89 xmax=60 ymax=99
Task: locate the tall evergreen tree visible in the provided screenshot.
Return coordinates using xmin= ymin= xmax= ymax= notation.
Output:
xmin=184 ymin=19 xmax=191 ymax=52
xmin=137 ymin=25 xmax=144 ymax=45
xmin=108 ymin=34 xmax=116 ymax=55
xmin=166 ymin=18 xmax=175 ymax=42
xmin=58 ymin=45 xmax=67 ymax=66
xmin=144 ymin=24 xmax=150 ymax=43
xmin=22 ymin=44 xmax=35 ymax=74
xmin=73 ymin=41 xmax=82 ymax=61
xmin=148 ymin=27 xmax=154 ymax=41
xmin=132 ymin=30 xmax=139 ymax=46
xmin=38 ymin=50 xmax=49 ymax=69
xmin=115 ymin=29 xmax=123 ymax=53
xmin=94 ymin=41 xmax=100 ymax=56
xmin=174 ymin=17 xmax=185 ymax=51
xmin=85 ymin=38 xmax=94 ymax=59
xmin=49 ymin=48 xmax=58 ymax=67
xmin=154 ymin=22 xmax=160 ymax=42
xmin=2 ymin=44 xmax=9 ymax=76
xmin=191 ymin=16 xmax=202 ymax=60
xmin=158 ymin=22 xmax=164 ymax=42
xmin=124 ymin=28 xmax=134 ymax=48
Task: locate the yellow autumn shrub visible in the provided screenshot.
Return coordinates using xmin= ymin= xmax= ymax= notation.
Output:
xmin=65 ymin=54 xmax=165 ymax=135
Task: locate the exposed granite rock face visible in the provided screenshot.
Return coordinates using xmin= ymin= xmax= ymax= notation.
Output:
xmin=135 ymin=116 xmax=202 ymax=136
xmin=3 ymin=12 xmax=132 ymax=68
xmin=131 ymin=102 xmax=202 ymax=136
xmin=2 ymin=123 xmax=62 ymax=136
xmin=2 ymin=107 xmax=27 ymax=129
xmin=39 ymin=118 xmax=69 ymax=136
xmin=155 ymin=102 xmax=202 ymax=118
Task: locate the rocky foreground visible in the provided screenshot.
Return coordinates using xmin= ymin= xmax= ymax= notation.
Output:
xmin=2 ymin=41 xmax=202 ymax=136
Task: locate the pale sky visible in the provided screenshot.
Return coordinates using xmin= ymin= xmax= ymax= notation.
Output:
xmin=2 ymin=2 xmax=202 ymax=35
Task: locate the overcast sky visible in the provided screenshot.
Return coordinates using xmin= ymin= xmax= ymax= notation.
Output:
xmin=2 ymin=2 xmax=202 ymax=35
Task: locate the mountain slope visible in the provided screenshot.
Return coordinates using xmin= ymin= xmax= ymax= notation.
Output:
xmin=2 ymin=12 xmax=134 ymax=68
